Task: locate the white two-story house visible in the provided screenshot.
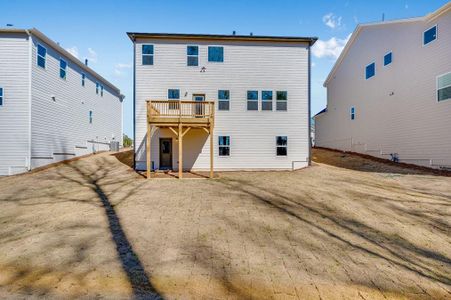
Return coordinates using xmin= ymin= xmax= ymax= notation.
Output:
xmin=127 ymin=32 xmax=317 ymax=178
xmin=315 ymin=3 xmax=451 ymax=169
xmin=0 ymin=28 xmax=123 ymax=175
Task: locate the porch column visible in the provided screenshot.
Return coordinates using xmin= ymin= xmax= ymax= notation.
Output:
xmin=178 ymin=123 xmax=183 ymax=179
xmin=146 ymin=123 xmax=151 ymax=179
xmin=210 ymin=124 xmax=214 ymax=178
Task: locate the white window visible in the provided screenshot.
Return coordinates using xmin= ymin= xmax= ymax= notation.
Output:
xmin=262 ymin=91 xmax=273 ymax=111
xmin=96 ymin=82 xmax=99 ymax=94
xmin=276 ymin=136 xmax=287 ymax=156
xmin=247 ymin=90 xmax=258 ymax=111
xmin=423 ymin=25 xmax=437 ymax=46
xmin=59 ymin=59 xmax=67 ymax=79
xmin=0 ymin=87 xmax=3 ymax=106
xmin=218 ymin=90 xmax=230 ymax=111
xmin=350 ymin=106 xmax=355 ymax=120
xmin=437 ymin=72 xmax=451 ymax=102
xmin=89 ymin=110 xmax=93 ymax=124
xmin=187 ymin=46 xmax=199 ymax=66
xmin=218 ymin=136 xmax=230 ymax=156
xmin=142 ymin=45 xmax=154 ymax=65
xmin=384 ymin=52 xmax=392 ymax=66
xmin=276 ymin=91 xmax=287 ymax=111
xmin=101 ymin=85 xmax=104 ymax=97
xmin=37 ymin=44 xmax=46 ymax=68
xmin=365 ymin=62 xmax=375 ymax=79
xmin=82 ymin=73 xmax=85 ymax=86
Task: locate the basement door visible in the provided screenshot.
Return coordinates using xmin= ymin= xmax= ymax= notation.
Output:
xmin=159 ymin=138 xmax=172 ymax=170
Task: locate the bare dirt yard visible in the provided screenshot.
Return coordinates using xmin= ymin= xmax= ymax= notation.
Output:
xmin=0 ymin=148 xmax=450 ymax=299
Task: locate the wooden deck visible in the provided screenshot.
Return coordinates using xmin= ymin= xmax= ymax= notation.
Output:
xmin=146 ymin=100 xmax=215 ymax=179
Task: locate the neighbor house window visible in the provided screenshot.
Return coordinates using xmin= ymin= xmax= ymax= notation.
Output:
xmin=187 ymin=45 xmax=199 ymax=66
xmin=437 ymin=72 xmax=451 ymax=102
xmin=365 ymin=62 xmax=375 ymax=79
xmin=384 ymin=52 xmax=392 ymax=66
xmin=96 ymin=82 xmax=99 ymax=94
xmin=89 ymin=110 xmax=93 ymax=124
xmin=276 ymin=91 xmax=287 ymax=111
xmin=350 ymin=106 xmax=355 ymax=120
xmin=276 ymin=136 xmax=287 ymax=156
xmin=262 ymin=91 xmax=273 ymax=111
xmin=82 ymin=73 xmax=86 ymax=86
xmin=423 ymin=25 xmax=437 ymax=46
xmin=218 ymin=90 xmax=230 ymax=110
xmin=59 ymin=59 xmax=67 ymax=79
xmin=208 ymin=46 xmax=224 ymax=62
xmin=218 ymin=136 xmax=230 ymax=156
xmin=142 ymin=44 xmax=154 ymax=65
xmin=247 ymin=90 xmax=258 ymax=110
xmin=37 ymin=44 xmax=46 ymax=68
xmin=0 ymin=87 xmax=3 ymax=106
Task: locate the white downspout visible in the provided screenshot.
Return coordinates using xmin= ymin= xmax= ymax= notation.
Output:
xmin=26 ymin=29 xmax=32 ymax=171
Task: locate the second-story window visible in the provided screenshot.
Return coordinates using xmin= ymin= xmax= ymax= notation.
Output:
xmin=101 ymin=85 xmax=104 ymax=97
xmin=437 ymin=72 xmax=451 ymax=102
xmin=384 ymin=52 xmax=392 ymax=66
xmin=218 ymin=90 xmax=230 ymax=111
xmin=168 ymin=89 xmax=180 ymax=109
xmin=423 ymin=25 xmax=437 ymax=46
xmin=276 ymin=91 xmax=287 ymax=111
xmin=89 ymin=110 xmax=93 ymax=124
xmin=208 ymin=46 xmax=224 ymax=62
xmin=82 ymin=73 xmax=86 ymax=86
xmin=262 ymin=91 xmax=273 ymax=111
xmin=187 ymin=46 xmax=199 ymax=66
xmin=59 ymin=59 xmax=67 ymax=80
xmin=96 ymin=82 xmax=99 ymax=94
xmin=0 ymin=87 xmax=3 ymax=106
xmin=247 ymin=90 xmax=258 ymax=111
xmin=37 ymin=44 xmax=46 ymax=68
xmin=142 ymin=45 xmax=154 ymax=65
xmin=365 ymin=63 xmax=375 ymax=80
xmin=350 ymin=106 xmax=356 ymax=120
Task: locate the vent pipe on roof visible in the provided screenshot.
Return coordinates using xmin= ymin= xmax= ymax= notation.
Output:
xmin=382 ymin=13 xmax=385 ymax=21
xmin=232 ymin=31 xmax=236 ymax=35
xmin=85 ymin=59 xmax=88 ymax=66
xmin=250 ymin=32 xmax=253 ymax=36
xmin=6 ymin=24 xmax=14 ymax=27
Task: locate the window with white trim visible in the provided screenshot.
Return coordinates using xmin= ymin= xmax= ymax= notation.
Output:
xmin=101 ymin=85 xmax=104 ymax=97
xmin=262 ymin=91 xmax=273 ymax=111
xmin=0 ymin=87 xmax=3 ymax=106
xmin=247 ymin=90 xmax=258 ymax=111
xmin=208 ymin=46 xmax=224 ymax=62
xmin=423 ymin=25 xmax=437 ymax=46
xmin=96 ymin=82 xmax=99 ymax=94
xmin=276 ymin=136 xmax=287 ymax=156
xmin=350 ymin=106 xmax=355 ymax=120
xmin=218 ymin=136 xmax=230 ymax=156
xmin=437 ymin=72 xmax=451 ymax=102
xmin=37 ymin=44 xmax=46 ymax=68
xmin=365 ymin=63 xmax=375 ymax=79
xmin=82 ymin=73 xmax=85 ymax=86
xmin=142 ymin=44 xmax=154 ymax=65
xmin=384 ymin=52 xmax=392 ymax=66
xmin=89 ymin=110 xmax=93 ymax=124
xmin=276 ymin=91 xmax=287 ymax=111
xmin=187 ymin=46 xmax=199 ymax=66
xmin=218 ymin=90 xmax=229 ymax=111
xmin=168 ymin=89 xmax=180 ymax=109
xmin=59 ymin=59 xmax=67 ymax=79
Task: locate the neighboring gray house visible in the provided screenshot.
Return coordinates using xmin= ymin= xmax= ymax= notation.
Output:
xmin=0 ymin=28 xmax=123 ymax=175
xmin=315 ymin=3 xmax=451 ymax=169
xmin=127 ymin=32 xmax=316 ymax=177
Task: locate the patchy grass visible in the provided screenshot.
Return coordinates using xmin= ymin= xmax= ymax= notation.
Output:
xmin=0 ymin=149 xmax=450 ymax=299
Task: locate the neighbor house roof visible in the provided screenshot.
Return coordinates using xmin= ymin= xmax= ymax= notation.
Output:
xmin=323 ymin=2 xmax=451 ymax=87
xmin=0 ymin=28 xmax=123 ymax=96
xmin=127 ymin=32 xmax=317 ymax=45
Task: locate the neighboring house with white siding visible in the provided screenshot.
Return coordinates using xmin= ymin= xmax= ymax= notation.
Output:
xmin=0 ymin=28 xmax=123 ymax=175
xmin=315 ymin=3 xmax=451 ymax=169
xmin=127 ymin=32 xmax=316 ymax=176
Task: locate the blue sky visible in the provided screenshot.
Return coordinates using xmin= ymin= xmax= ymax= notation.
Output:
xmin=2 ymin=0 xmax=448 ymax=136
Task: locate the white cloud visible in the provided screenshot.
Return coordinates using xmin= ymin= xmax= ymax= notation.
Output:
xmin=322 ymin=13 xmax=342 ymax=29
xmin=114 ymin=62 xmax=132 ymax=77
xmin=66 ymin=46 xmax=79 ymax=59
xmin=312 ymin=34 xmax=351 ymax=59
xmin=85 ymin=48 xmax=98 ymax=63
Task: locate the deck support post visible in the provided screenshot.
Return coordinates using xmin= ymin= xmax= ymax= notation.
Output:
xmin=210 ymin=124 xmax=214 ymax=178
xmin=178 ymin=123 xmax=183 ymax=179
xmin=146 ymin=122 xmax=152 ymax=179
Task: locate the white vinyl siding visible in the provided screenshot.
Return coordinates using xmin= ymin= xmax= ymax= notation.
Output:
xmin=134 ymin=38 xmax=310 ymax=171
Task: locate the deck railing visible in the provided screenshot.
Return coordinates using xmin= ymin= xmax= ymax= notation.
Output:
xmin=147 ymin=100 xmax=215 ymax=120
